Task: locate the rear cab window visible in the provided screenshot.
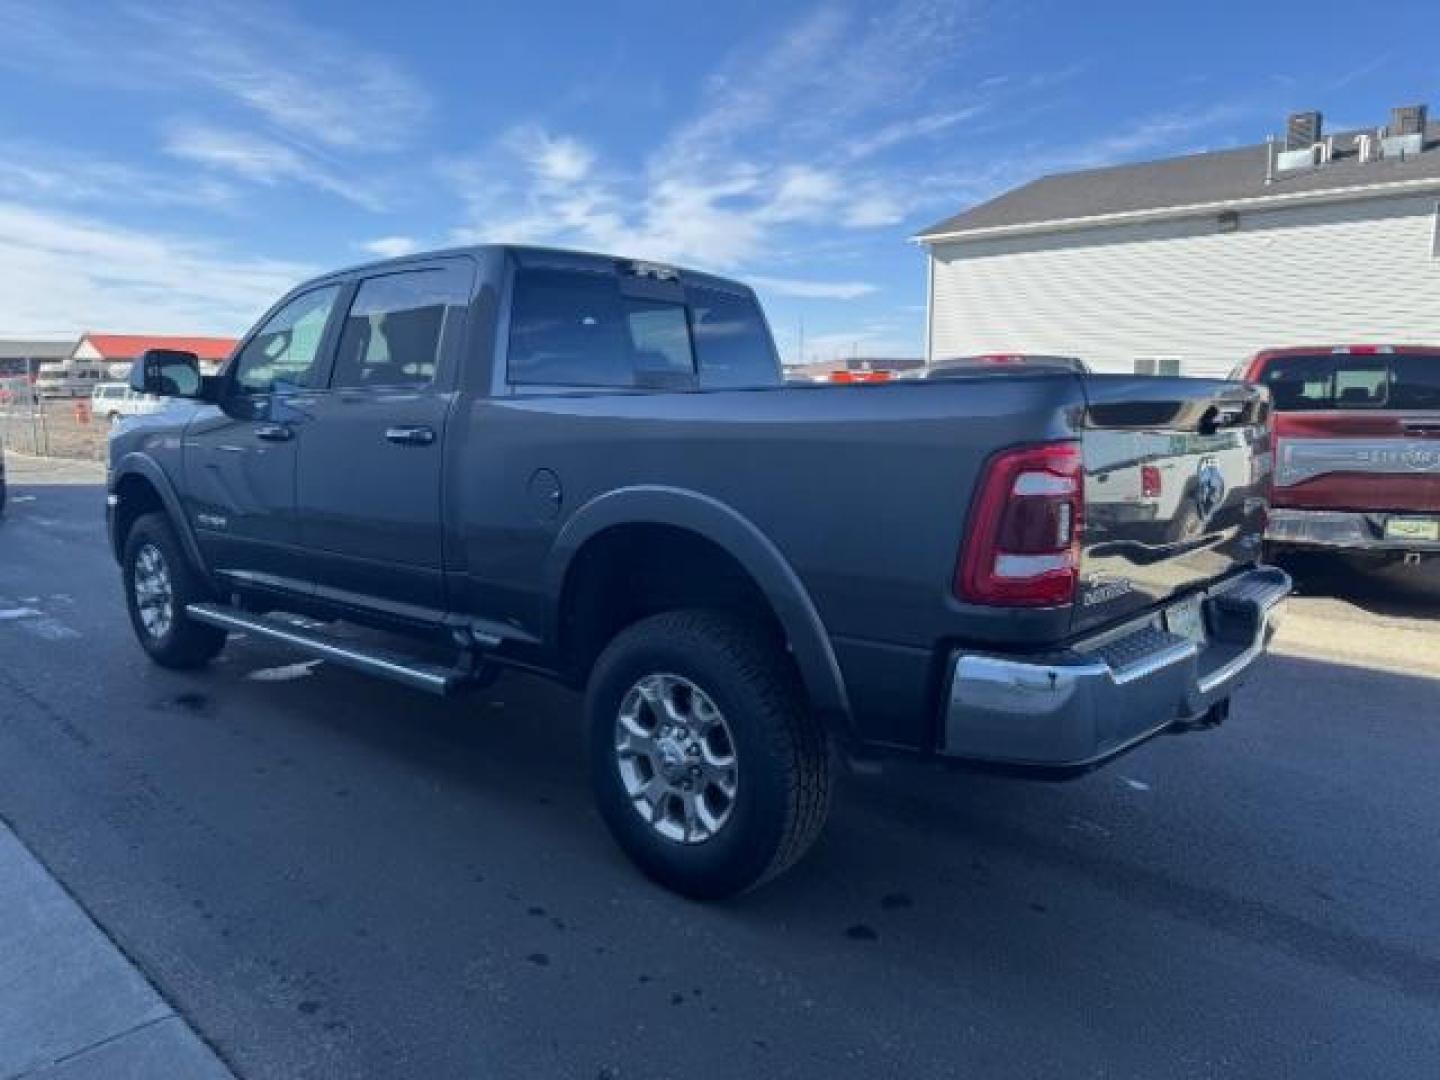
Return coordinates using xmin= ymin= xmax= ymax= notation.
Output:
xmin=1260 ymin=352 xmax=1440 ymax=411
xmin=506 ymin=265 xmax=777 ymax=390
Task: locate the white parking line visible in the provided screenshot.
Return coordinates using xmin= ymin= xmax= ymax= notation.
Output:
xmin=246 ymin=660 xmax=324 ymax=682
xmin=0 ymin=605 xmax=82 ymax=640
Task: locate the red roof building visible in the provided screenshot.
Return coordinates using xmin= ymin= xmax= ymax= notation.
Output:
xmin=72 ymin=333 xmax=238 ymax=368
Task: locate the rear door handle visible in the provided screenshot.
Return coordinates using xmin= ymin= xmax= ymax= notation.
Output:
xmin=384 ymin=425 xmax=436 ymax=446
xmin=254 ymin=423 xmax=293 ymax=442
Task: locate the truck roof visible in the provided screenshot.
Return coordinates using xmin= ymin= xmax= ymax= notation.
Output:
xmin=1253 ymin=344 xmax=1440 ymax=359
xmin=324 ymin=244 xmax=758 ymax=299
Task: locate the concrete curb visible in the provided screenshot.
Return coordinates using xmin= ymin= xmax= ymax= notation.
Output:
xmin=0 ymin=822 xmax=235 ymax=1079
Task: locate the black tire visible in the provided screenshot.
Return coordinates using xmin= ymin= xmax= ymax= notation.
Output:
xmin=587 ymin=609 xmax=832 ymax=899
xmin=122 ymin=512 xmax=227 ymax=669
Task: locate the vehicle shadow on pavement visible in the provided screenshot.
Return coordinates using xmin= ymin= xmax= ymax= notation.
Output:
xmin=216 ymin=633 xmax=1440 ymax=1002
xmin=1276 ymin=552 xmax=1440 ymax=617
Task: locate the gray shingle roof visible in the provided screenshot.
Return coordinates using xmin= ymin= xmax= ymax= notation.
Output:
xmin=917 ymin=124 xmax=1440 ymax=240
xmin=0 ymin=339 xmax=73 ymax=360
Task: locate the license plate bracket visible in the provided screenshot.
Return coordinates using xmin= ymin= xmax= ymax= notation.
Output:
xmin=1164 ymin=594 xmax=1207 ymax=645
xmin=1384 ymin=517 xmax=1440 ymax=542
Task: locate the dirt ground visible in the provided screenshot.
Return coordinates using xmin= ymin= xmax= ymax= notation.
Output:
xmin=0 ymin=400 xmax=109 ymax=461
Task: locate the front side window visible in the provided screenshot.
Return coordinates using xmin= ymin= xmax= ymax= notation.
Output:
xmin=332 ymin=267 xmax=469 ymax=389
xmin=233 ymin=285 xmax=341 ymax=394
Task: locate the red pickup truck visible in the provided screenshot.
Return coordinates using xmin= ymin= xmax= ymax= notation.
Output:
xmin=1234 ymin=346 xmax=1440 ymax=564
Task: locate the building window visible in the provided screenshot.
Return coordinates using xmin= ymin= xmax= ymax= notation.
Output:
xmin=1135 ymin=357 xmax=1182 ymax=377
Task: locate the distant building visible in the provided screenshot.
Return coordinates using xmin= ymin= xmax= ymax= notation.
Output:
xmin=785 ymin=356 xmax=924 ymax=381
xmin=0 ymin=339 xmax=73 ymax=379
xmin=69 ymin=333 xmax=239 ymax=377
xmin=916 ymin=104 xmax=1440 ymax=377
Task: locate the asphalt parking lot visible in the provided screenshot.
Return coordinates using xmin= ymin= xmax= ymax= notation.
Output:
xmin=1 ymin=453 xmax=1438 ymax=1079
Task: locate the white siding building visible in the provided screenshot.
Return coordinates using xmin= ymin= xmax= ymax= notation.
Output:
xmin=917 ymin=111 xmax=1440 ymax=377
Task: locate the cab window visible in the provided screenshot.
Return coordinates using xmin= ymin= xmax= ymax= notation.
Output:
xmin=233 ymin=286 xmax=341 ymax=394
xmin=331 ymin=267 xmax=470 ymax=389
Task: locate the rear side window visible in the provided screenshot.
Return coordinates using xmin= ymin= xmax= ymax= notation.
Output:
xmin=508 ymin=269 xmax=778 ymax=389
xmin=508 ymin=269 xmax=635 ymax=387
xmin=332 ymin=267 xmax=469 ymax=389
xmin=1262 ymin=353 xmax=1440 ymax=411
xmin=690 ymin=287 xmax=778 ymax=388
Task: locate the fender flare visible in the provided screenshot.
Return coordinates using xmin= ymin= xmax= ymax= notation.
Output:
xmin=543 ymin=485 xmax=852 ymax=729
xmin=111 ymin=452 xmax=211 ymax=583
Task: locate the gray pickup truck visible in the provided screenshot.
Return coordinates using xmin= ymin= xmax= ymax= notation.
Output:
xmin=108 ymin=245 xmax=1288 ymax=897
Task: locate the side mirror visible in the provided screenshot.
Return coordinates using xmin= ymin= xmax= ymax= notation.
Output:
xmin=131 ymin=349 xmax=202 ymax=398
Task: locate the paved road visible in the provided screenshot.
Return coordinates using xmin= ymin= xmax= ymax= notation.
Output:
xmin=1 ymin=455 xmax=1438 ymax=1079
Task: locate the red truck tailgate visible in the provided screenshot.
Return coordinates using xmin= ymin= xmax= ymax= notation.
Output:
xmin=1254 ymin=349 xmax=1440 ymax=513
xmin=1273 ymin=412 xmax=1440 ymax=512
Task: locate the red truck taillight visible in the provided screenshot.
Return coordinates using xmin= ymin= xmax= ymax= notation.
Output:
xmin=957 ymin=441 xmax=1084 ymax=607
xmin=1140 ymin=464 xmax=1163 ymax=499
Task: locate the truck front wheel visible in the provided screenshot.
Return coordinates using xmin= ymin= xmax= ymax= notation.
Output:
xmin=122 ymin=512 xmax=227 ymax=669
xmin=586 ymin=609 xmax=832 ymax=898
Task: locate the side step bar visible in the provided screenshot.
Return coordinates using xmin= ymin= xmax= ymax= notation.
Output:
xmin=186 ymin=603 xmax=470 ymax=696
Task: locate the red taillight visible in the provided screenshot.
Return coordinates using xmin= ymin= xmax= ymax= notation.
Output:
xmin=1140 ymin=464 xmax=1162 ymax=500
xmin=957 ymin=441 xmax=1084 ymax=607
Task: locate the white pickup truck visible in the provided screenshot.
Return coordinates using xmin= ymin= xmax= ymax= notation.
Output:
xmin=92 ymin=382 xmax=163 ymax=423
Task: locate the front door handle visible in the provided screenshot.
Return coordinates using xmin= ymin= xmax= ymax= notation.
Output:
xmin=254 ymin=423 xmax=293 ymax=442
xmin=385 ymin=425 xmax=436 ymax=446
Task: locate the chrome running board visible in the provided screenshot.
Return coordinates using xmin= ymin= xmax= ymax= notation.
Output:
xmin=186 ymin=603 xmax=466 ymax=695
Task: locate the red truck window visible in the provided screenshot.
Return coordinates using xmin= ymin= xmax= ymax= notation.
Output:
xmin=1259 ymin=353 xmax=1440 ymax=411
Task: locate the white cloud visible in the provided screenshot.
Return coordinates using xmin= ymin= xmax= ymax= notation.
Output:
xmin=0 ymin=1 xmax=429 ymax=151
xmin=1055 ymin=106 xmax=1247 ymax=171
xmin=747 ymin=275 xmax=877 ymax=300
xmin=129 ymin=1 xmax=430 ymax=150
xmin=0 ymin=140 xmax=236 ymax=209
xmin=163 ymin=123 xmax=386 ymax=210
xmin=0 ymin=200 xmax=310 ymax=335
xmin=360 ymin=236 xmax=421 ymax=259
xmin=441 ymin=1 xmax=991 ymax=272
xmin=843 ymin=105 xmax=989 ymax=161
xmin=504 ymin=127 xmax=596 ymax=185
xmin=841 ymin=193 xmax=907 ymax=228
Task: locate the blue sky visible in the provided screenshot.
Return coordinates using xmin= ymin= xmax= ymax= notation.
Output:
xmin=0 ymin=0 xmax=1435 ymax=362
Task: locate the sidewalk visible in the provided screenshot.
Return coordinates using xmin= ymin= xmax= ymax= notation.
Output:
xmin=0 ymin=822 xmax=234 ymax=1079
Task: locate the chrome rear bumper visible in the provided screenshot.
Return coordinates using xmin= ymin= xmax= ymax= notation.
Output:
xmin=942 ymin=566 xmax=1290 ymax=768
xmin=1267 ymin=508 xmax=1440 ymax=552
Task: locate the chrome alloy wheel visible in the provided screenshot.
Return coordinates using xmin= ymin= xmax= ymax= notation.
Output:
xmin=132 ymin=542 xmax=174 ymax=640
xmin=614 ymin=673 xmax=739 ymax=844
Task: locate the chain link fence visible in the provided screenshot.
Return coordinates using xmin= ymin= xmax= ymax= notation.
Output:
xmin=0 ymin=398 xmax=108 ymax=461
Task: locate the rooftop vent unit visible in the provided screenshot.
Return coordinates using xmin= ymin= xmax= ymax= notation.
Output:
xmin=1381 ymin=103 xmax=1427 ymax=160
xmin=1285 ymin=110 xmax=1323 ymax=151
xmin=1388 ymin=103 xmax=1427 ymax=138
xmin=1274 ymin=110 xmax=1325 ymax=172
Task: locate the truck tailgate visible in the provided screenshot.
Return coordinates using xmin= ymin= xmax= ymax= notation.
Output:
xmin=1076 ymin=376 xmax=1270 ymax=634
xmin=1272 ymin=412 xmax=1440 ymax=513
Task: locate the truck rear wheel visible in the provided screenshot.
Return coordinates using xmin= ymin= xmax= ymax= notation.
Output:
xmin=586 ymin=609 xmax=832 ymax=899
xmin=122 ymin=512 xmax=227 ymax=669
